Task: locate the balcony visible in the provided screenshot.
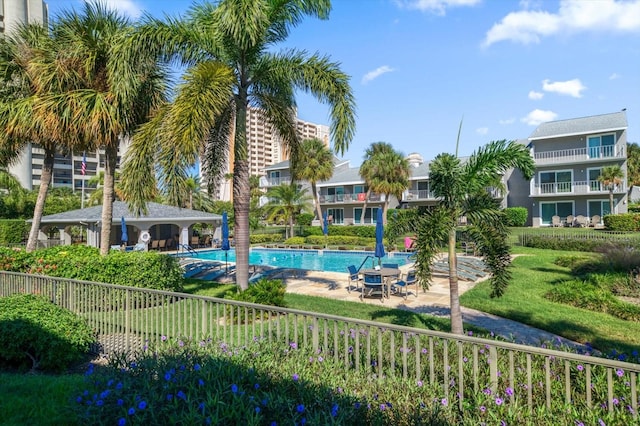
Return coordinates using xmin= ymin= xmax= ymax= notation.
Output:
xmin=403 ymin=189 xmax=436 ymax=201
xmin=534 ymin=145 xmax=625 ymax=166
xmin=319 ymin=192 xmax=384 ymax=204
xmin=531 ymin=180 xmax=626 ymax=196
xmin=264 ymin=177 xmax=292 ymax=186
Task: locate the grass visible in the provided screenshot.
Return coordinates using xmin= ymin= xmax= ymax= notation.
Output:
xmin=460 ymin=246 xmax=640 ymax=355
xmin=0 ymin=373 xmax=84 ymax=425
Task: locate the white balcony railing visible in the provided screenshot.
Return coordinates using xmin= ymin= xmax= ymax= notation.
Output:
xmin=403 ymin=189 xmax=436 ymax=201
xmin=265 ymin=177 xmax=292 ymax=186
xmin=534 ymin=145 xmax=624 ymax=165
xmin=318 ymin=193 xmax=385 ymax=204
xmin=532 ymin=180 xmax=626 ymax=196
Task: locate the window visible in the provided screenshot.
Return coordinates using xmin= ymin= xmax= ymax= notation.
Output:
xmin=588 ymin=200 xmax=612 ymax=217
xmin=588 ymin=168 xmax=603 ymax=191
xmin=269 ymin=171 xmax=280 ymax=185
xmin=328 ymin=187 xmax=344 ymax=202
xmin=588 ymin=134 xmax=615 ymax=158
xmin=354 ymin=207 xmax=380 ymax=224
xmin=539 ymin=170 xmax=572 ymax=194
xmin=327 ymin=208 xmax=343 ymax=224
xmin=540 ymin=202 xmax=573 ymax=225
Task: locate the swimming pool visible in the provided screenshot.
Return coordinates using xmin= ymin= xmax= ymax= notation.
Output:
xmin=192 ymin=248 xmax=413 ymax=273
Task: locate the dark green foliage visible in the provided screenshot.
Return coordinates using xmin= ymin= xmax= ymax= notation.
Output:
xmin=0 ymin=245 xmax=184 ymax=291
xmin=301 ymin=226 xmax=323 ymax=237
xmin=0 ymin=294 xmax=95 ymax=372
xmin=284 ymin=237 xmax=305 ymax=245
xmin=603 ymin=213 xmax=640 ymax=231
xmin=553 ymin=254 xmax=595 ymax=269
xmin=296 ymin=212 xmax=314 ymax=226
xmin=226 ymin=278 xmax=286 ymax=307
xmin=520 ymin=235 xmax=607 ymax=252
xmin=595 ymin=243 xmax=640 ymax=273
xmin=298 ymin=225 xmax=376 ymax=239
xmin=305 ymin=235 xmax=376 ymax=247
xmin=503 ymin=207 xmax=528 ymax=227
xmin=0 ymin=219 xmax=27 ymax=244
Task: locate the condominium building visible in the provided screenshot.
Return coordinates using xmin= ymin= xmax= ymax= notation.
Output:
xmin=0 ymin=0 xmax=48 ymax=34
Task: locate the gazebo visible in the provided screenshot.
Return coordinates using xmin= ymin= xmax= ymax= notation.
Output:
xmin=32 ymin=201 xmax=222 ymax=249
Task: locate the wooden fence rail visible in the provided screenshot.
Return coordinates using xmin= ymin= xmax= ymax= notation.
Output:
xmin=1 ymin=271 xmax=639 ymax=416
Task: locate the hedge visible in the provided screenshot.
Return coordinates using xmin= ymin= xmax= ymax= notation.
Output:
xmin=0 ymin=219 xmax=27 ymax=244
xmin=603 ymin=213 xmax=640 ymax=231
xmin=503 ymin=207 xmax=528 ymax=227
xmin=0 ymin=294 xmax=95 ymax=372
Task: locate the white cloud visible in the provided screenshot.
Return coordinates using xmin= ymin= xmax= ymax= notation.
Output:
xmin=542 ymin=78 xmax=586 ymax=98
xmin=528 ymin=90 xmax=544 ymax=100
xmin=483 ymin=0 xmax=640 ymax=47
xmin=395 ymin=0 xmax=480 ymax=15
xmin=609 ymin=72 xmax=621 ymax=80
xmin=476 ymin=127 xmax=489 ymax=135
xmin=499 ymin=118 xmax=515 ymax=125
xmin=521 ymin=109 xmax=558 ymax=126
xmin=361 ymin=66 xmax=395 ymax=84
xmin=103 ymin=0 xmax=143 ymax=18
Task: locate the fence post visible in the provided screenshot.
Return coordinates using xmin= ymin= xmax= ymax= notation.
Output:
xmin=125 ymin=289 xmax=131 ymax=352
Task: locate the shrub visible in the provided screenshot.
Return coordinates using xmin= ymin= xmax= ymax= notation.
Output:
xmin=304 ymin=235 xmax=377 ymax=247
xmin=284 ymin=237 xmax=305 ymax=246
xmin=296 ymin=212 xmax=314 ymax=226
xmin=603 ymin=213 xmax=640 ymax=231
xmin=0 ymin=294 xmax=95 ymax=372
xmin=226 ymin=278 xmax=286 ymax=307
xmin=250 ymin=234 xmax=283 ymax=244
xmin=0 ymin=245 xmax=184 ymax=292
xmin=596 ymin=242 xmax=640 ymax=273
xmin=553 ymin=254 xmax=596 ymax=269
xmin=520 ymin=235 xmax=605 ymax=252
xmin=0 ymin=219 xmax=28 ymax=244
xmin=503 ymin=207 xmax=528 ymax=227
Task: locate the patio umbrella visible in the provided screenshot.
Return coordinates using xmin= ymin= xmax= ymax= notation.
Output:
xmin=120 ymin=216 xmax=128 ymax=246
xmin=374 ymin=208 xmax=385 ymax=266
xmin=221 ymin=211 xmax=230 ymax=272
xmin=323 ymin=211 xmax=329 ymax=248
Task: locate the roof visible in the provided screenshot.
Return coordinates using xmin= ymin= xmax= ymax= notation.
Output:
xmin=264 ymin=156 xmax=349 ymax=172
xmin=529 ymin=111 xmax=628 ymax=140
xmin=35 ymin=201 xmax=221 ymax=224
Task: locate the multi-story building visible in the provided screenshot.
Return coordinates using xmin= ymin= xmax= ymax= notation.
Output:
xmin=0 ymin=0 xmax=48 ymax=34
xmin=509 ymin=111 xmax=628 ymax=226
xmin=262 ymin=111 xmax=630 ymax=228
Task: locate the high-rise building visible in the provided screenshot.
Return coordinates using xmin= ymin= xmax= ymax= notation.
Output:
xmin=0 ymin=0 xmax=48 ymax=34
xmin=214 ymin=107 xmax=330 ymax=201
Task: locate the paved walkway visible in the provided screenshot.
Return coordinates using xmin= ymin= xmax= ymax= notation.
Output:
xmin=260 ymin=267 xmax=590 ymax=352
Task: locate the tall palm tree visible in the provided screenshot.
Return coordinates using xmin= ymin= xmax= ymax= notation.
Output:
xmin=0 ymin=23 xmax=82 ymax=252
xmin=400 ymin=140 xmax=534 ymax=334
xmin=264 ymin=182 xmax=312 ymax=239
xmin=85 ymin=171 xmax=127 ymax=207
xmin=359 ymin=142 xmax=409 ymax=224
xmin=291 ymin=138 xmax=334 ymax=230
xmin=597 ymin=165 xmax=624 ymax=215
xmin=183 ymin=174 xmax=215 ymax=211
xmin=120 ymin=0 xmax=356 ymax=290
xmin=44 ymin=2 xmax=168 ymax=255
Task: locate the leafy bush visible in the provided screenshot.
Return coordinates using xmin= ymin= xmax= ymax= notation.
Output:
xmin=304 ymin=235 xmax=376 ymax=247
xmin=596 ymin=243 xmax=640 ymax=273
xmin=603 ymin=213 xmax=640 ymax=231
xmin=250 ymin=234 xmax=283 ymax=244
xmin=296 ymin=212 xmax=314 ymax=226
xmin=284 ymin=237 xmax=305 ymax=245
xmin=520 ymin=236 xmax=605 ymax=252
xmin=226 ymin=278 xmax=286 ymax=307
xmin=553 ymin=254 xmax=596 ymax=269
xmin=0 ymin=294 xmax=95 ymax=372
xmin=0 ymin=245 xmax=184 ymax=291
xmin=0 ymin=219 xmax=28 ymax=244
xmin=503 ymin=207 xmax=528 ymax=227
xmin=300 ymin=226 xmax=323 ymax=237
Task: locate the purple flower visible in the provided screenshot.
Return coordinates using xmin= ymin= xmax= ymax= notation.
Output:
xmin=166 ymin=394 xmax=173 ymax=401
xmin=179 ymin=340 xmax=184 ymax=347
xmin=231 ymin=384 xmax=238 ymax=393
xmin=254 ymin=383 xmax=260 ymax=390
xmin=161 ymin=335 xmax=167 ymax=341
xmin=577 ymin=364 xmax=584 ymax=371
xmin=177 ymin=390 xmax=187 ymax=400
xmin=613 ymin=398 xmax=619 ymax=405
xmin=441 ymin=398 xmax=448 ymax=406
xmin=128 ymin=408 xmax=136 ymax=415
xmin=292 ymin=374 xmax=299 ymax=382
xmin=505 ymin=387 xmax=514 ymax=396
xmin=598 ymin=419 xmax=606 ymax=426
xmin=138 ymin=401 xmax=147 ymax=410
xmin=297 ymin=404 xmax=305 ymax=413
xmin=417 ymin=380 xmax=423 ymax=387
xmin=194 ymin=363 xmax=201 ymax=371
xmin=379 ymin=404 xmax=386 ymax=411
xmin=199 ymin=379 xmax=205 ymax=386
xmin=290 ymin=342 xmax=298 ymax=349
xmin=117 ymin=399 xmax=124 ymax=406
xmin=255 ymin=407 xmax=261 ymax=413
xmin=479 ymin=406 xmax=486 ymax=413
xmin=118 ymin=418 xmax=126 ymax=426
xmin=331 ymin=403 xmax=339 ymax=417
xmin=318 ymin=356 xmax=324 ymax=362
xmin=616 ymin=369 xmax=624 ymax=377
xmin=483 ymin=388 xmax=492 ymax=395
xmin=495 ymin=397 xmax=503 ymax=406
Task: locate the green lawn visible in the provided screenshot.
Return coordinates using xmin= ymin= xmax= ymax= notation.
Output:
xmin=460 ymin=246 xmax=640 ymax=355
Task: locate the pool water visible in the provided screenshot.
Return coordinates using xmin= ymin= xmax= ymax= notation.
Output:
xmin=193 ymin=248 xmax=413 ymax=273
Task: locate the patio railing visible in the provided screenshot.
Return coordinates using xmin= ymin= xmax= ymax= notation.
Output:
xmin=1 ymin=271 xmax=639 ymax=417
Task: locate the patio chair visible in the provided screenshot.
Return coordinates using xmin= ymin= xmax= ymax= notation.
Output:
xmin=346 ymin=265 xmax=363 ymax=293
xmin=360 ymin=272 xmax=384 ymax=301
xmin=150 ymin=240 xmax=159 ymax=250
xmin=461 ymin=241 xmax=477 ymax=256
xmin=551 ymin=215 xmax=562 ymax=227
xmin=589 ymin=215 xmax=601 ymax=228
xmin=190 ymin=236 xmax=200 ymax=248
xmin=158 ymin=239 xmax=167 ymax=251
xmin=392 ymin=270 xmax=418 ymax=299
xmin=565 ymin=215 xmax=574 ymax=227
xmin=575 ymin=215 xmax=587 ymax=227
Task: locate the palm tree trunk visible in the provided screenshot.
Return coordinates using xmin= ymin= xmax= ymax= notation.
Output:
xmin=312 ymin=182 xmax=324 ymax=230
xmin=234 ymin=92 xmax=250 ymax=291
xmin=448 ymin=227 xmax=463 ymax=334
xmin=100 ymin=144 xmax=118 ymax=255
xmin=609 ymin=189 xmax=615 ymax=214
xmin=26 ymin=148 xmax=55 ymax=252
xmin=360 ymin=189 xmax=371 ymax=224
xmin=382 ymin=194 xmax=390 ymax=225
xmin=289 ymin=214 xmax=294 ymax=239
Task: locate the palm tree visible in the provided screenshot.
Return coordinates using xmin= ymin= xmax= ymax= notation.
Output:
xmin=85 ymin=171 xmax=127 ymax=207
xmin=183 ymin=174 xmax=215 ymax=211
xmin=359 ymin=142 xmax=410 ymax=224
xmin=401 ymin=140 xmax=534 ymax=334
xmin=44 ymin=2 xmax=167 ymax=255
xmin=264 ymin=183 xmax=312 ymax=239
xmin=0 ymin=23 xmax=81 ymax=252
xmin=291 ymin=138 xmax=334 ymax=230
xmin=120 ymin=0 xmax=356 ymax=290
xmin=597 ymin=165 xmax=624 ymax=215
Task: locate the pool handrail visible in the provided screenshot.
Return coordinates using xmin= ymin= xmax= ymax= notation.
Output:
xmin=356 ymin=255 xmax=375 ymax=272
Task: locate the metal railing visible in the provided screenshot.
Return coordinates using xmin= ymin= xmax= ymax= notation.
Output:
xmin=532 ymin=181 xmax=626 ymax=196
xmin=534 ymin=145 xmax=625 ymax=165
xmin=1 ymin=271 xmax=639 ymax=416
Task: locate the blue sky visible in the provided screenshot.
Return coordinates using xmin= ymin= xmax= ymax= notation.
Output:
xmin=46 ymin=0 xmax=640 ymax=165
